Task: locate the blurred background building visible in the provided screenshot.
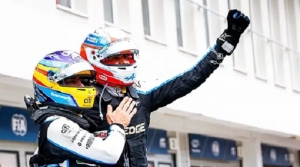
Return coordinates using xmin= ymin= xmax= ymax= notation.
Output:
xmin=1 ymin=0 xmax=300 ymax=167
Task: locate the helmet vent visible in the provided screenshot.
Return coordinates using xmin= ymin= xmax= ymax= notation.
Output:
xmin=77 ymin=89 xmax=86 ymax=91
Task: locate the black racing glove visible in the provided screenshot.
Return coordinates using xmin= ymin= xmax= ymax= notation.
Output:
xmin=216 ymin=9 xmax=250 ymax=55
xmin=24 ymin=95 xmax=40 ymax=116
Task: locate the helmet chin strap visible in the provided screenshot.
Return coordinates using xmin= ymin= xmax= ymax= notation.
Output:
xmin=121 ymin=86 xmax=127 ymax=94
xmin=105 ymin=86 xmax=126 ymax=97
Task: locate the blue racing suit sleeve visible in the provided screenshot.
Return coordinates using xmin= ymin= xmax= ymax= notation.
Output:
xmin=137 ymin=39 xmax=234 ymax=112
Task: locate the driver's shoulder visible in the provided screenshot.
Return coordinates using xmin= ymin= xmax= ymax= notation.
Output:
xmin=133 ymin=79 xmax=161 ymax=95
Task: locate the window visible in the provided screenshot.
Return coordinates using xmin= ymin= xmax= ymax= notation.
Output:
xmin=291 ymin=54 xmax=300 ymax=91
xmin=285 ymin=0 xmax=300 ymax=91
xmin=57 ymin=0 xmax=71 ymax=8
xmin=0 ymin=150 xmax=20 ymax=167
xmin=189 ymin=0 xmax=210 ymax=54
xmin=158 ymin=162 xmax=172 ymax=167
xmin=25 ymin=152 xmax=34 ymax=167
xmin=142 ymin=0 xmax=166 ymax=43
xmin=103 ymin=0 xmax=131 ymax=33
xmin=103 ymin=0 xmax=114 ymax=23
xmin=142 ymin=0 xmax=151 ymax=36
xmin=148 ymin=161 xmax=155 ymax=167
xmin=251 ymin=0 xmax=268 ymax=80
xmin=229 ymin=0 xmax=247 ymax=73
xmin=56 ymin=0 xmax=88 ymax=17
xmin=175 ymin=0 xmax=197 ymax=53
xmin=202 ymin=0 xmax=210 ymax=49
xmin=181 ymin=0 xmax=211 ymax=56
xmin=174 ymin=0 xmax=183 ymax=47
xmin=206 ymin=0 xmax=226 ymax=46
xmin=205 ymin=0 xmax=231 ymax=66
xmin=268 ymin=0 xmax=286 ymax=87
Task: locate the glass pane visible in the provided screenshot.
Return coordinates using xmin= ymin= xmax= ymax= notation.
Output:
xmin=0 ymin=152 xmax=18 ymax=167
xmin=158 ymin=163 xmax=171 ymax=167
xmin=26 ymin=153 xmax=34 ymax=167
xmin=203 ymin=0 xmax=210 ymax=48
xmin=174 ymin=0 xmax=183 ymax=47
xmin=272 ymin=43 xmax=286 ymax=86
xmin=142 ymin=0 xmax=151 ymax=35
xmin=253 ymin=35 xmax=268 ymax=79
xmin=58 ymin=0 xmax=71 ymax=8
xmin=103 ymin=0 xmax=114 ymax=23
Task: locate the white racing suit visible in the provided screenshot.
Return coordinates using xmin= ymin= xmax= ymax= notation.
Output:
xmin=29 ymin=108 xmax=125 ymax=167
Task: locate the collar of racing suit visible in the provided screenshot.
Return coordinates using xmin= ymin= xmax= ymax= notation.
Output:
xmin=92 ymin=84 xmax=139 ymax=121
xmin=29 ymin=107 xmax=94 ymax=129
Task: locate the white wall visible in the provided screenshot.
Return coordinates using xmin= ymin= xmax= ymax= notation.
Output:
xmin=1 ymin=0 xmax=300 ymax=137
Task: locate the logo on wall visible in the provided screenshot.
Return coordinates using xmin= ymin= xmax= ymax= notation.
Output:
xmin=284 ymin=153 xmax=289 ymax=162
xmin=159 ymin=138 xmax=167 ymax=148
xmin=191 ymin=139 xmax=200 ymax=148
xmin=270 ymin=149 xmax=277 ymax=161
xmin=231 ymin=147 xmax=236 ymax=156
xmin=11 ymin=114 xmax=27 ymax=136
xmin=212 ymin=141 xmax=220 ymax=156
xmin=191 ymin=139 xmax=201 ymax=153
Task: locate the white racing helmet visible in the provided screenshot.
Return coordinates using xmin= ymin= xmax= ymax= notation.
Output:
xmin=80 ymin=27 xmax=139 ymax=87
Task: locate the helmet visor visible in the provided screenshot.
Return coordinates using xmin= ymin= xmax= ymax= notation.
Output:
xmin=51 ymin=60 xmax=95 ymax=82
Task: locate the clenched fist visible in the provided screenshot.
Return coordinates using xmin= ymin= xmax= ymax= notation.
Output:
xmin=216 ymin=9 xmax=250 ymax=55
xmin=227 ymin=9 xmax=250 ymax=37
